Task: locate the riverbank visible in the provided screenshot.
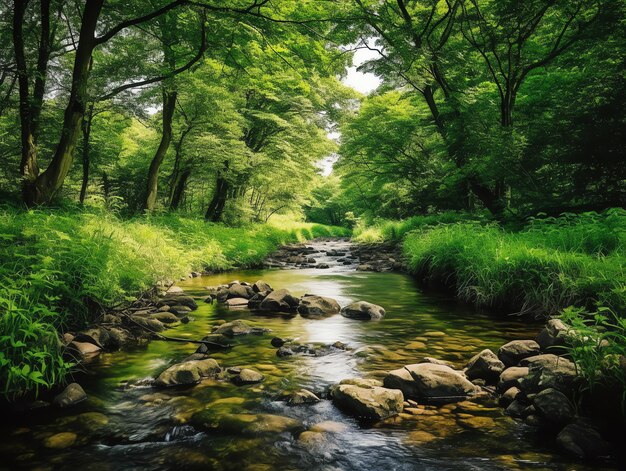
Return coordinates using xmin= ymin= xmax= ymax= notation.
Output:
xmin=0 ymin=206 xmax=349 ymax=399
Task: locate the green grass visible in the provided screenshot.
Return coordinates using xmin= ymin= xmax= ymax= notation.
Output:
xmin=0 ymin=206 xmax=348 ymax=399
xmin=360 ymin=209 xmax=626 ymax=316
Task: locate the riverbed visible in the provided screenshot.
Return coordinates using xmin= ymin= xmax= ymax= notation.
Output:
xmin=0 ymin=240 xmax=615 ymax=470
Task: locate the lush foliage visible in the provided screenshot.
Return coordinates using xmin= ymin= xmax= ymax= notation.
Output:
xmin=0 ymin=206 xmax=347 ymax=399
xmin=398 ymin=210 xmax=626 ymax=315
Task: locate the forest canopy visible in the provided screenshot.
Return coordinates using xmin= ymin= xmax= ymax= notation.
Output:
xmin=0 ymin=0 xmax=624 ymax=222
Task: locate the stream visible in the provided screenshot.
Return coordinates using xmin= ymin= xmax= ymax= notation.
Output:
xmin=0 ymin=240 xmax=614 ymax=470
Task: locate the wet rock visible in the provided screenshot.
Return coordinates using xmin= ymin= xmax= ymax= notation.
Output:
xmin=247 ymin=292 xmax=268 ymax=309
xmin=532 ymin=388 xmax=575 ymax=424
xmin=253 ymin=280 xmax=273 ymax=293
xmin=271 ymin=337 xmax=286 ymax=348
xmin=53 ymin=383 xmax=87 ymax=408
xmin=158 ymin=295 xmax=198 ymax=310
xmin=310 ymin=420 xmax=348 ymax=433
xmin=384 ymin=367 xmax=421 ymax=399
xmin=556 ymin=422 xmax=611 ymax=459
xmin=340 ymin=301 xmax=385 ymax=320
xmin=465 ymin=349 xmax=505 ymax=383
xmin=131 ymin=315 xmax=165 ymax=332
xmin=195 ymin=334 xmax=232 ymax=353
xmin=519 ymin=357 xmax=579 ymax=395
xmin=154 ymin=358 xmax=221 ymax=387
xmin=192 ymin=411 xmax=302 ymax=435
xmin=332 ymin=379 xmax=403 ymax=420
xmin=67 ymin=340 xmax=102 ymax=358
xmin=150 ymin=312 xmax=179 ymax=324
xmin=227 ymin=283 xmax=255 ymax=300
xmin=505 ymin=399 xmax=527 ymax=418
xmin=297 ymin=295 xmax=341 ymax=318
xmin=107 ymin=327 xmax=134 ymax=347
xmin=226 ymin=297 xmax=249 ymax=308
xmin=285 ymin=389 xmax=320 ymax=405
xmin=519 ymin=353 xmax=572 ymax=369
xmin=298 ymin=431 xmax=326 ymax=448
xmin=166 ymin=286 xmax=184 ymax=294
xmin=387 ymin=363 xmax=476 ymax=403
xmin=232 ymin=369 xmax=264 ymax=385
xmin=499 ymin=387 xmax=521 ymax=407
xmin=498 ymin=340 xmax=541 ymax=366
xmin=421 ymin=357 xmax=455 ymax=367
xmin=73 ymin=327 xmax=111 ymax=349
xmin=43 ymin=432 xmax=77 ymax=449
xmin=276 ymin=346 xmax=294 ymax=357
xmin=497 ymin=366 xmax=529 ymax=391
xmin=211 ymin=320 xmax=270 ymax=337
xmin=169 ymin=305 xmax=192 ymax=315
xmin=259 ymin=288 xmax=300 ymax=312
xmin=536 ymin=319 xmax=572 ymax=351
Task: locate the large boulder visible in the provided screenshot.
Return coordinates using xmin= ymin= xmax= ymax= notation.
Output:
xmin=53 ymin=383 xmax=87 ymax=408
xmin=498 ymin=340 xmax=541 ymax=366
xmin=154 ymin=358 xmax=221 ymax=387
xmin=297 ymin=295 xmax=341 ymax=318
xmin=519 ymin=356 xmax=579 ymax=395
xmin=536 ymin=318 xmax=572 ymax=351
xmin=340 ymin=301 xmax=385 ymax=320
xmin=332 ymin=379 xmax=403 ymax=420
xmin=556 ymin=422 xmax=611 ymax=459
xmin=465 ymin=349 xmax=505 ymax=383
xmin=211 ymin=320 xmax=270 ymax=337
xmin=253 ymin=280 xmax=273 ymax=293
xmin=227 ymin=283 xmax=255 ymax=300
xmin=497 ymin=366 xmax=529 ymax=392
xmin=385 ymin=363 xmax=476 ymax=403
xmin=532 ymin=388 xmax=575 ymax=424
xmin=258 ymin=289 xmax=300 ymax=312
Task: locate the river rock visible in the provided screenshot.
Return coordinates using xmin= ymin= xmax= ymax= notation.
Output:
xmin=67 ymin=340 xmax=102 ymax=358
xmin=332 ymin=379 xmax=403 ymax=420
xmin=131 ymin=315 xmax=165 ymax=332
xmin=297 ymin=295 xmax=341 ymax=318
xmin=227 ymin=283 xmax=255 ymax=300
xmin=192 ymin=411 xmax=302 ymax=435
xmin=271 ymin=337 xmax=286 ymax=347
xmin=225 ymin=297 xmax=249 ymax=308
xmin=253 ymin=280 xmax=273 ymax=293
xmin=556 ymin=422 xmax=611 ymax=459
xmin=154 ymin=358 xmax=221 ymax=387
xmin=536 ymin=319 xmax=572 ymax=351
xmin=169 ymin=305 xmax=192 ymax=315
xmin=53 ymin=383 xmax=87 ymax=408
xmin=259 ymin=288 xmax=300 ymax=312
xmin=388 ymin=363 xmax=476 ymax=403
xmin=499 ymin=386 xmax=521 ymax=406
xmin=383 ymin=367 xmax=422 ymax=399
xmin=195 ymin=334 xmax=232 ymax=353
xmin=158 ymin=295 xmax=198 ymax=310
xmin=232 ymin=368 xmax=264 ymax=385
xmin=150 ymin=312 xmax=179 ymax=324
xmin=340 ymin=301 xmax=385 ymax=320
xmin=519 ymin=356 xmax=579 ymax=395
xmin=43 ymin=432 xmax=77 ymax=449
xmin=532 ymin=388 xmax=575 ymax=424
xmin=73 ymin=327 xmax=111 ymax=349
xmin=285 ymin=389 xmax=321 ymax=405
xmin=498 ymin=340 xmax=541 ymax=366
xmin=497 ymin=366 xmax=529 ymax=391
xmin=465 ymin=349 xmax=505 ymax=383
xmin=211 ymin=320 xmax=270 ymax=337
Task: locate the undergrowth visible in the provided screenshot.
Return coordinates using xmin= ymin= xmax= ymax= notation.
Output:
xmin=0 ymin=206 xmax=348 ymax=399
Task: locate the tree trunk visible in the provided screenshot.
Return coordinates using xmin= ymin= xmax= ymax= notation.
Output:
xmin=169 ymin=166 xmax=191 ymax=210
xmin=22 ymin=0 xmax=104 ymax=206
xmin=205 ymin=164 xmax=229 ymax=222
xmin=79 ymin=103 xmax=94 ymax=204
xmin=144 ymin=89 xmax=177 ymax=211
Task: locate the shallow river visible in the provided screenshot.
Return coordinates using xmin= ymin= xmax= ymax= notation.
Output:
xmin=0 ymin=241 xmax=615 ymax=470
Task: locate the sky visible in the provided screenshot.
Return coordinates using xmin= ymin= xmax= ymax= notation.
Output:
xmin=317 ymin=46 xmax=382 ymax=176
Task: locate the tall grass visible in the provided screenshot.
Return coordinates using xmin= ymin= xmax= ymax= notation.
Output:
xmin=396 ymin=209 xmax=626 ymax=315
xmin=0 ymin=207 xmax=348 ymax=399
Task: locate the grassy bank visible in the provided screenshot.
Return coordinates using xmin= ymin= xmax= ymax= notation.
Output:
xmin=0 ymin=207 xmax=349 ymax=399
xmin=355 ymin=210 xmax=626 ymax=315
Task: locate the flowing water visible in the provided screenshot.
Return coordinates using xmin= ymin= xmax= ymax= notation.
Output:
xmin=0 ymin=241 xmax=615 ymax=470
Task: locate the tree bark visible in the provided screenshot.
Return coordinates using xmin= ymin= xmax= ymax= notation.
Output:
xmin=23 ymin=0 xmax=104 ymax=206
xmin=205 ymin=163 xmax=229 ymax=222
xmin=79 ymin=103 xmax=94 ymax=204
xmin=144 ymin=89 xmax=177 ymax=211
xmin=169 ymin=166 xmax=191 ymax=210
